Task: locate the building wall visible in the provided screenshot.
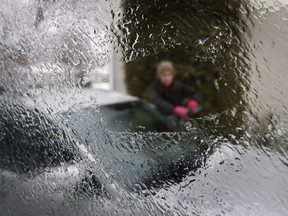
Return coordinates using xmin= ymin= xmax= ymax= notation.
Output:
xmin=244 ymin=2 xmax=288 ymax=124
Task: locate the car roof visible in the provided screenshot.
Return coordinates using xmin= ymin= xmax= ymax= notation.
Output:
xmin=17 ymin=87 xmax=139 ymax=114
xmin=93 ymin=88 xmax=139 ymax=106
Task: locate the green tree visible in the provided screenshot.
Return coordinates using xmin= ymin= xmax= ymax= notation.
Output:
xmin=120 ymin=0 xmax=250 ymax=138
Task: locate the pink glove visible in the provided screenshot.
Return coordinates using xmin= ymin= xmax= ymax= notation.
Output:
xmin=172 ymin=106 xmax=188 ymax=118
xmin=188 ymin=99 xmax=199 ymax=114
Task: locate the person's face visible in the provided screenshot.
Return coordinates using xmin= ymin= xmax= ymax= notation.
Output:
xmin=159 ymin=70 xmax=174 ymax=87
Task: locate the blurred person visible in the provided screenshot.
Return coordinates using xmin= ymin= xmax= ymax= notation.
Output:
xmin=148 ymin=60 xmax=202 ymax=119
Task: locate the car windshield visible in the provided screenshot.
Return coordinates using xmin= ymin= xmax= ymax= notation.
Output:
xmin=99 ymin=101 xmax=172 ymax=132
xmin=66 ymin=104 xmax=207 ymax=189
xmin=2 ymin=0 xmax=288 ymax=215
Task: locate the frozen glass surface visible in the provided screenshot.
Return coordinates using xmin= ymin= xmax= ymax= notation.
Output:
xmin=1 ymin=0 xmax=288 ymax=215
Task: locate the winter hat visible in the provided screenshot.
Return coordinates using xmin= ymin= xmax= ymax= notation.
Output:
xmin=156 ymin=61 xmax=175 ymax=78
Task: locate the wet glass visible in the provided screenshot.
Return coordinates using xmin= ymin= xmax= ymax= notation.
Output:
xmin=100 ymin=101 xmax=171 ymax=132
xmin=1 ymin=0 xmax=288 ymax=215
xmin=67 ymin=104 xmax=208 ymax=190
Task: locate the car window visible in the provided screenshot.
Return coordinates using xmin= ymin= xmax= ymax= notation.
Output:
xmin=100 ymin=101 xmax=172 ymax=132
xmin=66 ymin=103 xmax=208 ymax=189
xmin=0 ymin=102 xmax=80 ymax=175
xmin=1 ymin=0 xmax=288 ymax=215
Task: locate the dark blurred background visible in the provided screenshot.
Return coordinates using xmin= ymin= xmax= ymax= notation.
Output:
xmin=118 ymin=0 xmax=249 ymax=137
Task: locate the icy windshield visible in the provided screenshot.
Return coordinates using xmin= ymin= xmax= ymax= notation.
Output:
xmin=1 ymin=0 xmax=288 ymax=215
xmin=100 ymin=101 xmax=172 ymax=132
xmin=66 ymin=104 xmax=208 ymax=190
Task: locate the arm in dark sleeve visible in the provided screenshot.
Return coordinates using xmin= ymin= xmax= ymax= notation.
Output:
xmin=179 ymin=82 xmax=203 ymax=102
xmin=148 ymin=84 xmax=174 ymax=115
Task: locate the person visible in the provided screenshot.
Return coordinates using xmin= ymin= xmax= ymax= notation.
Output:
xmin=148 ymin=60 xmax=202 ymax=119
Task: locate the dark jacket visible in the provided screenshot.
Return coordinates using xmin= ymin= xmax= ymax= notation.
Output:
xmin=148 ymin=80 xmax=202 ymax=115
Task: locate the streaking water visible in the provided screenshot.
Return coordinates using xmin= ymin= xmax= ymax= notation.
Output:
xmin=0 ymin=0 xmax=288 ymax=215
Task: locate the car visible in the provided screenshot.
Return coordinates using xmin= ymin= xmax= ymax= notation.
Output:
xmin=0 ymin=92 xmax=123 ymax=215
xmin=84 ymin=84 xmax=178 ymax=133
xmin=0 ymin=87 xmax=210 ymax=214
xmin=71 ymin=87 xmax=211 ymax=186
